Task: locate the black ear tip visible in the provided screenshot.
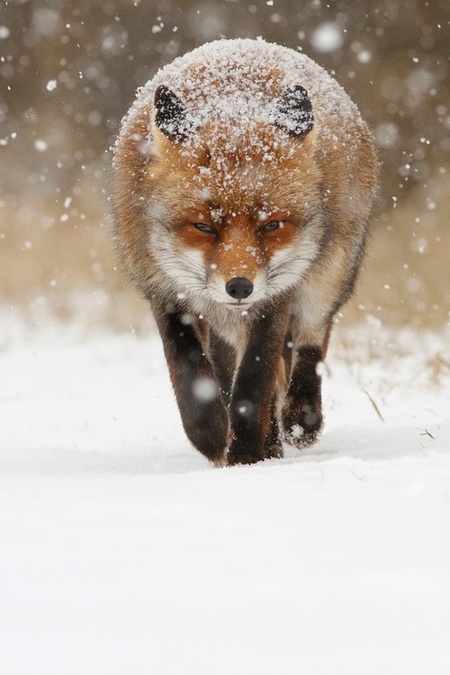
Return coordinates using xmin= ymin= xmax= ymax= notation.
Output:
xmin=287 ymin=84 xmax=309 ymax=98
xmin=154 ymin=84 xmax=164 ymax=106
xmin=154 ymin=84 xmax=174 ymax=109
xmin=155 ymin=84 xmax=167 ymax=97
xmin=274 ymin=85 xmax=314 ymax=138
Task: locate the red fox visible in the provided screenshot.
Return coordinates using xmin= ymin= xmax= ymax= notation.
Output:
xmin=113 ymin=39 xmax=379 ymax=465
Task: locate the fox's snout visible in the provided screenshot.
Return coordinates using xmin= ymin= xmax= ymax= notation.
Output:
xmin=225 ymin=277 xmax=254 ymax=300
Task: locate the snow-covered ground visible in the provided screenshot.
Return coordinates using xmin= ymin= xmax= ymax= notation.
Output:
xmin=1 ymin=320 xmax=449 ymax=674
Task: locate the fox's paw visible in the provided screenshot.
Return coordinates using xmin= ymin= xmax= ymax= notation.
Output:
xmin=282 ymin=401 xmax=323 ymax=449
xmin=282 ymin=423 xmax=321 ymax=449
xmin=183 ymin=398 xmax=231 ymax=465
xmin=226 ymin=447 xmax=264 ymax=466
xmin=226 ymin=437 xmax=283 ymax=466
xmin=263 ymin=436 xmax=284 ymax=460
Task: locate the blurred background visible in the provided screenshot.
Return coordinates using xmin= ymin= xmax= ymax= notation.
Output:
xmin=1 ymin=0 xmax=449 ymax=335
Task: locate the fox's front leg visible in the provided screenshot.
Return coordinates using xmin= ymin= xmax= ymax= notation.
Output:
xmin=153 ymin=305 xmax=230 ymax=465
xmin=227 ymin=303 xmax=291 ymax=465
xmin=282 ymin=344 xmax=324 ymax=448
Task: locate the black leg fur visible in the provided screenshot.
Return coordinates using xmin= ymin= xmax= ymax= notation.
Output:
xmin=209 ymin=331 xmax=236 ymax=407
xmin=154 ymin=306 xmax=230 ymax=464
xmin=263 ymin=396 xmax=284 ymax=460
xmin=282 ymin=345 xmax=323 ymax=448
xmin=227 ymin=304 xmax=290 ymax=465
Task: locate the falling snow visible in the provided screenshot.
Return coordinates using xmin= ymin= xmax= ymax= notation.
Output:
xmin=34 ymin=139 xmax=48 ymax=152
xmin=0 ymin=3 xmax=449 ymax=671
xmin=192 ymin=376 xmax=219 ymax=402
xmin=310 ymin=22 xmax=344 ymax=52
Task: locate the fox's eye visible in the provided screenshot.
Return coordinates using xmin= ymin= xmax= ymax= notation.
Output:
xmin=260 ymin=220 xmax=282 ymax=233
xmin=192 ymin=222 xmax=216 ymax=234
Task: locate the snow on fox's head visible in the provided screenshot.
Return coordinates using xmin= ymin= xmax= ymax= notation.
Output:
xmin=146 ymin=78 xmax=323 ymax=310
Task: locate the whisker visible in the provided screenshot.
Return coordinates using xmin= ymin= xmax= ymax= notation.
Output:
xmin=268 ymin=255 xmax=316 ymax=280
xmin=162 ymin=256 xmax=207 ymax=285
xmin=173 ymin=278 xmax=207 ymax=290
xmin=268 ymin=254 xmax=308 ymax=273
xmin=176 ymin=251 xmax=207 ymax=274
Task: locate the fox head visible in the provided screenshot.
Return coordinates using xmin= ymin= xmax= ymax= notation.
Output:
xmin=144 ymin=81 xmax=324 ymax=312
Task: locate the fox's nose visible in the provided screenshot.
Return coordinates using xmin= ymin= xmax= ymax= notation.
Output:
xmin=225 ymin=277 xmax=254 ymax=300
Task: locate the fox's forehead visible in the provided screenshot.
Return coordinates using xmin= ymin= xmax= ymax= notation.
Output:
xmin=195 ymin=179 xmax=282 ymax=219
xmin=163 ymin=178 xmax=303 ymax=229
xmin=178 ymin=114 xmax=303 ymax=166
xmin=158 ymin=133 xmax=316 ymax=215
xmin=165 ymin=168 xmax=278 ymax=218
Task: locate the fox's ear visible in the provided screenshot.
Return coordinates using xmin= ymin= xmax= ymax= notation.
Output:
xmin=154 ymin=85 xmax=195 ymax=143
xmin=273 ymin=85 xmax=314 ymax=138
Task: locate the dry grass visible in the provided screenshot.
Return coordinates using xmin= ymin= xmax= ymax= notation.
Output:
xmin=343 ymin=166 xmax=450 ymax=329
xmin=0 ymin=182 xmax=152 ymax=335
